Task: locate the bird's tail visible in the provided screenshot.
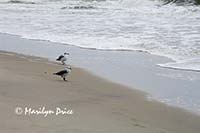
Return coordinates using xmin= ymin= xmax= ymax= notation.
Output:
xmin=53 ymin=73 xmax=57 ymax=75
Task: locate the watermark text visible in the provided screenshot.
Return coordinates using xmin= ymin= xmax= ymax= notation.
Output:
xmin=15 ymin=106 xmax=73 ymax=117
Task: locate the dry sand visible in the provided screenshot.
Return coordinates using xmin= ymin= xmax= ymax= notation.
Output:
xmin=0 ymin=51 xmax=200 ymax=133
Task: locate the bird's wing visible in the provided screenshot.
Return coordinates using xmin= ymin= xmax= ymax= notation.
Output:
xmin=54 ymin=70 xmax=68 ymax=75
xmin=56 ymin=55 xmax=64 ymax=61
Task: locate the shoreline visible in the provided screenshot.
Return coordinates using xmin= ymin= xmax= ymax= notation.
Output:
xmin=1 ymin=51 xmax=200 ymax=132
xmin=2 ymin=32 xmax=200 ymax=73
xmin=0 ymin=32 xmax=172 ymax=61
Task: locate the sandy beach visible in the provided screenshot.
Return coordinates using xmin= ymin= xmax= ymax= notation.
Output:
xmin=0 ymin=51 xmax=200 ymax=133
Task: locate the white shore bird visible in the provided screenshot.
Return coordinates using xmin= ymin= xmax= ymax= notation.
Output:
xmin=53 ymin=66 xmax=72 ymax=81
xmin=56 ymin=52 xmax=69 ymax=65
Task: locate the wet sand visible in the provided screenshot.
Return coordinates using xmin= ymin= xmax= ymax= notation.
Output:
xmin=0 ymin=51 xmax=200 ymax=133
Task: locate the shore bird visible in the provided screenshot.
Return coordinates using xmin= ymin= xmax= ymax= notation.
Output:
xmin=56 ymin=52 xmax=69 ymax=65
xmin=53 ymin=66 xmax=72 ymax=81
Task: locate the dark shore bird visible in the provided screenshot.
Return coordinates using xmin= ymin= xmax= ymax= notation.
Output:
xmin=53 ymin=66 xmax=72 ymax=81
xmin=56 ymin=52 xmax=69 ymax=65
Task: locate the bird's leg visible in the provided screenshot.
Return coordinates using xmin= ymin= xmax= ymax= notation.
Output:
xmin=63 ymin=75 xmax=68 ymax=81
xmin=63 ymin=62 xmax=66 ymax=65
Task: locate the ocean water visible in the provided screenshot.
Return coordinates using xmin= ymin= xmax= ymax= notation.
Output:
xmin=0 ymin=0 xmax=200 ymax=71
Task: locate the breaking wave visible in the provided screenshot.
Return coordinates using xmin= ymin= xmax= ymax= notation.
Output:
xmin=7 ymin=0 xmax=36 ymax=4
xmin=162 ymin=0 xmax=200 ymax=5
